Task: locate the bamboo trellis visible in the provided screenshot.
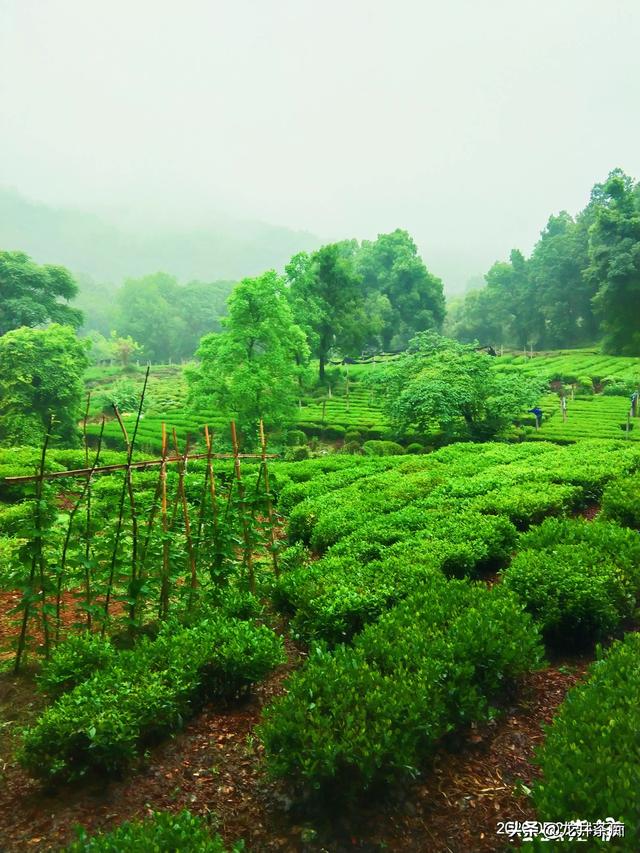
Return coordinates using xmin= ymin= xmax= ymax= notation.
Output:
xmin=7 ymin=407 xmax=281 ymax=671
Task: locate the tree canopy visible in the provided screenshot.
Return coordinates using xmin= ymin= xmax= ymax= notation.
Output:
xmin=186 ymin=270 xmax=308 ymax=439
xmin=369 ymin=332 xmax=543 ymax=442
xmin=358 ymin=229 xmax=446 ymax=350
xmin=113 ymin=273 xmax=235 ymax=362
xmin=0 ymin=250 xmax=82 ymax=336
xmin=447 ymin=168 xmax=640 ymax=355
xmin=0 ymin=324 xmax=89 ymax=446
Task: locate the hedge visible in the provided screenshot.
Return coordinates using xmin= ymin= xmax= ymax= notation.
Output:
xmin=532 ymin=633 xmax=640 ymax=850
xmin=260 ymin=580 xmax=542 ymax=795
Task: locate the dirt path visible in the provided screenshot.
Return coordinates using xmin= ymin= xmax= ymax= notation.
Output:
xmin=0 ymin=640 xmax=588 ymax=853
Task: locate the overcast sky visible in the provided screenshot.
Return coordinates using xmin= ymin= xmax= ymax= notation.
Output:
xmin=1 ymin=0 xmax=639 ymax=290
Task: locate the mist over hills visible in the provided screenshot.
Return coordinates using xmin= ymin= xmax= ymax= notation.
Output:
xmin=0 ymin=188 xmax=319 ymax=285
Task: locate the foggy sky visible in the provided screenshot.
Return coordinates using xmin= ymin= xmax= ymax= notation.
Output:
xmin=1 ymin=0 xmax=639 ymax=291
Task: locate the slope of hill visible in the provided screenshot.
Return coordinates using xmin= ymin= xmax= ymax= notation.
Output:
xmin=0 ymin=188 xmax=319 ymax=283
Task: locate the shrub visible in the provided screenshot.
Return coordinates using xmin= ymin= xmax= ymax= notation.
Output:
xmin=532 ymin=633 xmax=640 ymax=849
xmin=20 ymin=617 xmax=284 ymax=782
xmin=285 ymin=429 xmax=307 ymax=446
xmin=37 ymin=634 xmax=116 ymax=698
xmin=405 ymin=442 xmax=425 ymax=454
xmin=601 ymin=475 xmax=640 ymax=529
xmin=259 ymin=580 xmax=542 ymax=795
xmin=341 ymin=440 xmax=362 ymax=455
xmin=344 ymin=430 xmax=362 ymax=443
xmin=362 ymin=440 xmax=404 ymax=457
xmin=284 ymin=445 xmax=311 ymax=462
xmin=501 ymin=543 xmax=635 ymax=648
xmin=63 ymin=810 xmax=244 ymax=852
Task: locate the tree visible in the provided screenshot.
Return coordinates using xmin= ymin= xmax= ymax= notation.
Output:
xmin=369 ymin=332 xmax=543 ymax=442
xmin=588 ymin=170 xmax=640 ymax=355
xmin=114 ymin=273 xmax=185 ymax=363
xmin=114 ymin=273 xmax=235 ymax=362
xmin=527 ymin=212 xmax=595 ymax=348
xmin=0 ymin=324 xmax=89 ymax=446
xmin=0 ymin=251 xmax=82 ymax=336
xmin=110 ymin=333 xmax=143 ymax=367
xmin=186 ymin=270 xmax=308 ymax=438
xmin=357 ymin=229 xmax=445 ymax=350
xmin=443 ymin=288 xmax=505 ymax=345
xmin=287 ymin=242 xmax=365 ymax=381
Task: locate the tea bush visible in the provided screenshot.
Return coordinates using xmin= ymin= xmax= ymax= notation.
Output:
xmin=532 ymin=633 xmax=640 ymax=849
xmin=259 ymin=580 xmax=542 ymax=795
xmin=37 ymin=634 xmax=116 ymax=698
xmin=20 ymin=617 xmax=284 ymax=782
xmin=501 ymin=543 xmax=636 ymax=648
xmin=601 ymin=474 xmax=640 ymax=529
xmin=64 ymin=810 xmax=244 ymax=852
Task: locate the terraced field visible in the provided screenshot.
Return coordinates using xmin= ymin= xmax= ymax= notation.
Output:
xmin=84 ymin=349 xmax=640 ymax=451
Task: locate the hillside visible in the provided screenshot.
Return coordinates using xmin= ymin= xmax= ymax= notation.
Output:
xmin=0 ymin=188 xmax=319 ymax=284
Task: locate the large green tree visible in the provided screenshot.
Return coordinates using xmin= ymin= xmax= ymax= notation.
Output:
xmin=527 ymin=212 xmax=595 ymax=348
xmin=287 ymin=242 xmax=365 ymax=381
xmin=357 ymin=229 xmax=445 ymax=350
xmin=0 ymin=251 xmax=82 ymax=336
xmin=369 ymin=332 xmax=543 ymax=442
xmin=114 ymin=273 xmax=235 ymax=362
xmin=186 ymin=270 xmax=308 ymax=438
xmin=0 ymin=324 xmax=89 ymax=446
xmin=588 ymin=170 xmax=640 ymax=355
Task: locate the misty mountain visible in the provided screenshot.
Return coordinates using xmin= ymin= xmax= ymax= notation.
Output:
xmin=0 ymin=188 xmax=319 ymax=285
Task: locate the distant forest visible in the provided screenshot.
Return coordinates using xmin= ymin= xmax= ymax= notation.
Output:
xmin=1 ymin=168 xmax=639 ymax=363
xmin=446 ymin=169 xmax=640 ymax=355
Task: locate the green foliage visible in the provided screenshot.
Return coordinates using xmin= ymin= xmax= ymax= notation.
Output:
xmin=283 ymin=445 xmax=310 ymax=462
xmin=601 ymin=474 xmax=640 ymax=529
xmin=532 ymin=633 xmax=640 ymax=849
xmin=259 ymin=580 xmax=542 ymax=795
xmin=276 ymin=509 xmax=517 ymax=643
xmin=63 ymin=810 xmax=244 ymax=852
xmin=0 ymin=324 xmax=89 ymax=446
xmin=285 ymin=429 xmax=307 ymax=446
xmin=356 ymin=229 xmax=445 ymax=350
xmin=405 ymin=441 xmax=425 ymax=454
xmin=446 ymin=169 xmax=640 ymax=353
xmin=362 ymin=440 xmax=404 ymax=456
xmin=19 ymin=617 xmax=284 ymax=782
xmin=287 ymin=242 xmax=365 ymax=380
xmin=369 ymin=333 xmax=543 ymax=441
xmin=187 ymin=271 xmax=308 ymax=437
xmin=502 ymin=540 xmax=636 ymax=648
xmin=114 ymin=273 xmax=235 ymax=362
xmin=588 ymin=170 xmax=640 ymax=355
xmin=0 ymin=250 xmax=82 ymax=336
xmin=37 ymin=634 xmax=116 ymax=698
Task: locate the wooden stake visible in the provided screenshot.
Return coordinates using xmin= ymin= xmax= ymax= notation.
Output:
xmin=259 ymin=419 xmax=279 ymax=577
xmin=15 ymin=417 xmax=52 ymax=672
xmin=173 ymin=428 xmax=198 ymax=611
xmin=159 ymin=422 xmax=170 ymax=618
xmin=230 ymin=421 xmax=255 ymax=594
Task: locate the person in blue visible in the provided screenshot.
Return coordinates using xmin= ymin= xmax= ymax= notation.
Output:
xmin=631 ymin=391 xmax=639 ymax=418
xmin=528 ymin=407 xmax=543 ymax=428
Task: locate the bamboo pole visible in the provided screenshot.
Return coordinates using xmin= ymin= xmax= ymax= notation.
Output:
xmin=112 ymin=404 xmax=140 ymax=626
xmin=56 ymin=417 xmax=105 ymax=642
xmin=230 ymin=421 xmax=255 ymax=595
xmin=83 ymin=393 xmax=94 ymax=631
xmin=173 ymin=429 xmax=198 ymax=611
xmin=15 ymin=418 xmax=52 ymax=672
xmin=102 ymin=366 xmax=150 ymax=636
xmin=159 ymin=422 xmax=170 ymax=619
xmin=3 ymin=451 xmax=277 ymax=484
xmin=259 ymin=419 xmax=279 ymax=578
